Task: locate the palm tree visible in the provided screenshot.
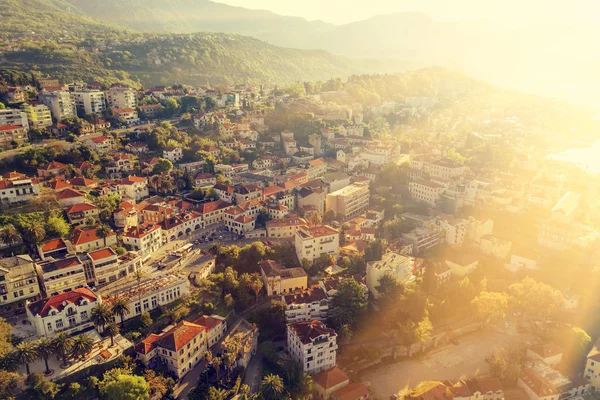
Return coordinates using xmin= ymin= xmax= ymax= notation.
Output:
xmin=104 ymin=322 xmax=119 ymax=347
xmin=0 ymin=224 xmax=19 ymax=255
xmin=22 ymin=222 xmax=46 ymax=246
xmin=35 ymin=337 xmax=54 ymax=375
xmin=133 ymin=269 xmax=146 ymax=315
xmin=71 ymin=334 xmax=94 ymax=360
xmin=260 ymin=374 xmax=284 ymax=400
xmin=95 ymin=224 xmax=112 ymax=247
xmin=203 ymin=350 xmax=213 ymax=364
xmin=111 ymin=297 xmax=130 ymax=328
xmin=16 ymin=341 xmax=38 ymax=375
xmin=211 ymin=357 xmax=222 ymax=381
xmin=248 ymin=272 xmax=264 ymax=303
xmin=52 ymin=333 xmax=74 ymax=368
xmin=90 ymin=303 xmax=113 ymax=333
xmin=223 ymin=351 xmax=237 ymax=382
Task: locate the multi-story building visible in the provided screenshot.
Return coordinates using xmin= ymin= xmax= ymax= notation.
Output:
xmin=117 ymin=176 xmax=149 ymax=201
xmin=427 ymin=158 xmax=465 ymax=180
xmin=85 ymin=135 xmax=114 ymax=153
xmin=161 ymin=212 xmax=204 ymax=242
xmin=265 ymin=217 xmax=306 ymax=239
xmin=106 ymin=86 xmax=137 ymax=110
xmin=287 ymin=320 xmax=338 ymax=375
xmin=0 ymin=174 xmax=40 ymax=206
xmin=297 ymin=187 xmax=327 ymax=214
xmin=26 ymin=288 xmax=100 ymax=337
xmin=194 ymin=200 xmax=234 ymax=227
xmin=163 ymin=147 xmax=183 ymax=162
xmin=122 ymin=223 xmax=163 ymax=259
xmin=101 ymin=274 xmax=188 ymax=323
xmin=39 ymin=90 xmax=76 ymax=121
xmin=409 ymin=180 xmax=446 ymax=206
xmin=308 ymin=158 xmax=328 ymax=179
xmin=0 ymin=108 xmax=29 ymax=130
xmin=72 ymin=90 xmax=106 ymax=115
xmin=282 ymin=286 xmax=329 ymax=323
xmin=0 ymin=255 xmax=41 ymax=315
xmin=20 ymin=102 xmax=52 ymax=128
xmin=0 ymin=125 xmax=28 ymax=146
xmin=259 ymin=260 xmax=308 ymax=296
xmin=113 ymin=108 xmax=140 ymax=125
xmin=366 ymin=251 xmax=416 ymax=299
xmin=295 ymin=225 xmax=340 ymax=264
xmin=37 ymin=256 xmax=87 ymax=297
xmin=586 ymin=338 xmax=600 ymax=390
xmin=326 ymin=183 xmax=370 ymax=220
xmin=402 ymin=226 xmax=444 ymax=255
xmin=192 ymin=315 xmax=227 ymax=348
xmin=64 ymin=203 xmax=100 ymax=226
xmin=135 ymin=320 xmax=207 ymax=379
xmin=87 ymin=248 xmax=142 ymax=287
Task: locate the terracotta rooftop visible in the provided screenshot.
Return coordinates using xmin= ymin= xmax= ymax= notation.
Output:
xmin=331 ymin=382 xmax=369 ymax=400
xmin=71 ymin=227 xmax=115 ymax=246
xmin=134 ymin=334 xmax=162 ymax=355
xmin=27 ymin=288 xmax=98 ymax=318
xmin=156 ymin=321 xmax=206 ymax=352
xmin=57 ymin=188 xmax=85 ymax=200
xmin=40 ymin=238 xmax=67 ymax=253
xmin=88 ymin=248 xmax=116 ymax=261
xmin=314 ymin=366 xmax=349 ymax=390
xmin=191 ymin=315 xmax=226 ymax=332
xmin=288 ymin=320 xmax=336 ymax=345
xmin=260 ymin=260 xmax=307 ymax=279
xmin=65 ymin=203 xmax=98 ymax=214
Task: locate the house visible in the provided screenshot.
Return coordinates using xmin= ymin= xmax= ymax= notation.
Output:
xmin=113 ymin=108 xmax=140 ymax=125
xmin=117 ymin=176 xmax=149 ymax=201
xmin=135 ymin=321 xmax=207 ymax=379
xmin=220 ymin=319 xmax=259 ymax=368
xmin=70 ymin=177 xmax=98 ymax=190
xmin=106 ymin=154 xmax=135 ymax=177
xmin=295 ymin=225 xmax=340 ymax=264
xmin=0 ymin=124 xmax=28 ymax=146
xmin=122 ymin=223 xmax=162 ymax=259
xmin=38 ymin=161 xmax=67 ymax=179
xmin=26 ymin=288 xmax=100 ymax=337
xmin=194 ymin=200 xmax=234 ymax=227
xmin=65 ymin=203 xmax=100 ymax=225
xmin=234 ymin=184 xmax=262 ymax=204
xmin=287 ymin=320 xmax=337 ymax=375
xmin=161 ymin=212 xmax=204 ymax=242
xmin=0 ymin=255 xmax=41 ymax=315
xmin=0 ymin=174 xmax=41 ymax=206
xmin=366 ymin=252 xmax=416 ymax=299
xmin=114 ymin=201 xmax=139 ymax=229
xmin=57 ymin=188 xmax=86 ymax=207
xmin=192 ymin=315 xmax=227 ymax=348
xmin=139 ymin=104 xmax=162 ymax=118
xmin=163 ymin=147 xmax=183 ymax=163
xmin=71 ymin=226 xmax=117 ymax=253
xmin=266 ymin=203 xmax=289 ymax=220
xmin=313 ymin=367 xmax=350 ymax=400
xmin=85 ymin=135 xmax=114 ymax=153
xmin=585 ymin=338 xmax=600 ymax=390
xmin=260 ymin=260 xmax=308 ymax=296
xmin=213 ymin=184 xmax=236 ymax=203
xmin=194 ymin=173 xmax=216 ymax=187
xmin=126 ymin=142 xmax=149 ymax=154
xmin=36 ymin=256 xmax=86 ymax=296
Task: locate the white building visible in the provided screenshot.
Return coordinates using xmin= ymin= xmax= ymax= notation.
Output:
xmin=0 ymin=108 xmax=29 ymax=130
xmin=117 ymin=176 xmax=149 ymax=201
xmin=287 ymin=320 xmax=338 ymax=375
xmin=326 ymin=183 xmax=370 ymax=220
xmin=72 ymin=90 xmax=107 ymax=115
xmin=106 ymin=86 xmax=137 ymax=110
xmin=21 ymin=102 xmax=52 ymax=128
xmin=192 ymin=315 xmax=227 ymax=348
xmin=163 ymin=147 xmax=183 ymax=163
xmin=366 ymin=251 xmax=416 ymax=299
xmin=0 ymin=174 xmax=41 ymax=206
xmin=37 ymin=256 xmax=87 ymax=297
xmin=39 ymin=90 xmax=76 ymax=121
xmin=26 ymin=288 xmax=100 ymax=337
xmin=409 ymin=180 xmax=446 ymax=206
xmin=282 ymin=286 xmax=329 ymax=323
xmin=0 ymin=255 xmax=41 ymax=315
xmin=295 ymin=225 xmax=340 ymax=264
xmin=87 ymin=248 xmax=142 ymax=287
xmin=122 ymin=223 xmax=162 ymax=259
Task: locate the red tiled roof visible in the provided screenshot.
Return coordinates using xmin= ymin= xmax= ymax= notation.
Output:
xmin=124 ymin=223 xmax=159 ymax=239
xmin=53 ymin=257 xmax=82 ymax=270
xmin=0 ymin=124 xmax=23 ymax=132
xmin=71 ymin=227 xmax=114 ymax=246
xmin=27 ymin=288 xmax=98 ymax=318
xmin=301 ymin=225 xmax=339 ymax=238
xmin=288 ymin=320 xmax=336 ymax=345
xmin=195 ymin=200 xmax=232 ymax=214
xmin=263 ymin=185 xmax=285 ymax=197
xmin=40 ymin=238 xmax=67 ymax=252
xmin=88 ymin=248 xmax=116 ymax=261
xmin=156 ymin=321 xmax=205 ymax=351
xmin=58 ymin=188 xmax=85 ymax=199
xmin=2 ymin=171 xmax=26 ymax=179
xmin=192 ymin=315 xmax=225 ymax=333
xmin=70 ymin=177 xmax=97 ymax=187
xmin=134 ymin=334 xmax=162 ymax=355
xmin=313 ymin=366 xmax=349 ymax=390
xmin=119 ymin=176 xmax=147 ymax=185
xmin=89 ymin=135 xmax=110 ymax=144
xmin=114 ymin=107 xmax=135 ymax=114
xmin=43 ymin=161 xmax=67 ymax=170
xmin=49 ymin=178 xmax=72 ymax=191
xmin=332 ymin=382 xmax=369 ymax=400
xmin=65 ymin=203 xmax=98 ymax=214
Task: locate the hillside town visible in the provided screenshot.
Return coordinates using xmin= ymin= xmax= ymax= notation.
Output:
xmin=0 ymin=70 xmax=599 ymax=400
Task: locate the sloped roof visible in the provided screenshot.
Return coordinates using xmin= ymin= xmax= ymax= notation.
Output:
xmin=156 ymin=321 xmax=205 ymax=352
xmin=288 ymin=320 xmax=336 ymax=345
xmin=314 ymin=366 xmax=349 ymax=390
xmin=27 ymin=288 xmax=97 ymax=317
xmin=332 ymin=382 xmax=369 ymax=400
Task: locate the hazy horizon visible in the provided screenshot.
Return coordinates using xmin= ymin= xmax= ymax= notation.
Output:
xmin=213 ymin=0 xmax=600 ymax=27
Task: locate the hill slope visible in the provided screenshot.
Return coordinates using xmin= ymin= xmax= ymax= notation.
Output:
xmin=59 ymin=0 xmax=332 ymax=49
xmin=0 ymin=0 xmax=405 ymax=87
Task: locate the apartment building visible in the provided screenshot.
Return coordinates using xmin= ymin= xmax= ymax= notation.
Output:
xmin=21 ymin=102 xmax=52 ymax=128
xmin=194 ymin=200 xmax=234 ymax=227
xmin=266 ymin=217 xmax=307 ymax=239
xmin=295 ymin=225 xmax=340 ymax=264
xmin=366 ymin=252 xmax=416 ymax=299
xmin=113 ymin=108 xmax=140 ymax=125
xmin=106 ymin=86 xmax=137 ymax=110
xmin=72 ymin=90 xmax=106 ymax=115
xmin=325 ymin=183 xmax=370 ymax=220
xmin=428 ymin=158 xmax=465 ymax=180
xmin=308 ymin=158 xmax=328 ymax=179
xmin=117 ymin=176 xmax=149 ymax=201
xmin=65 ymin=203 xmax=100 ymax=226
xmin=136 ymin=321 xmax=207 ymax=379
xmin=282 ymin=286 xmax=329 ymax=323
xmin=0 ymin=108 xmax=29 ymax=130
xmin=401 ymin=225 xmax=444 ymax=255
xmin=87 ymin=248 xmax=141 ymax=287
xmin=259 ymin=260 xmax=308 ymax=296
xmin=192 ymin=315 xmax=227 ymax=348
xmin=122 ymin=223 xmax=162 ymax=258
xmin=26 ymin=288 xmax=100 ymax=337
xmin=161 ymin=212 xmax=204 ymax=242
xmin=163 ymin=147 xmax=183 ymax=162
xmin=39 ymin=90 xmax=76 ymax=121
xmin=0 ymin=255 xmax=41 ymax=315
xmin=37 ymin=256 xmax=87 ymax=296
xmin=287 ymin=320 xmax=338 ymax=375
xmin=409 ymin=180 xmax=446 ymax=206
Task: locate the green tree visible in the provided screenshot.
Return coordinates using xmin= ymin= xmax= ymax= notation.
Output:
xmin=90 ymin=303 xmax=113 ymax=332
xmin=71 ymin=334 xmax=94 ymax=360
xmin=0 ymin=224 xmax=20 ymax=255
xmin=330 ymin=278 xmax=368 ymax=328
xmin=152 ymin=158 xmax=174 ymax=174
xmin=45 ymin=215 xmax=70 ymax=238
xmin=509 ymin=277 xmax=564 ymax=320
xmin=0 ymin=370 xmax=22 ymax=400
xmin=0 ymin=316 xmax=14 ymax=358
xmin=100 ymin=374 xmax=150 ymax=400
xmin=376 ymin=274 xmax=404 ymax=302
xmin=471 ymin=291 xmax=510 ymax=324
xmin=260 ymin=374 xmax=285 ymax=400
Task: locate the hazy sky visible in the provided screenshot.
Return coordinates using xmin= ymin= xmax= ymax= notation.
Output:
xmin=213 ymin=0 xmax=599 ymax=26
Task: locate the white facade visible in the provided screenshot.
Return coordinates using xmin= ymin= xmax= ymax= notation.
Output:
xmin=366 ymin=252 xmax=415 ymax=299
xmin=287 ymin=320 xmax=338 ymax=375
xmin=295 ymin=225 xmax=340 ymax=264
xmin=72 ymin=90 xmax=107 ymax=115
xmin=0 ymin=109 xmax=29 ymax=130
xmin=39 ymin=91 xmax=76 ymax=121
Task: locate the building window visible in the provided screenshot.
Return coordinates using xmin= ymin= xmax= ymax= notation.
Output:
xmin=56 ymin=319 xmax=64 ymax=329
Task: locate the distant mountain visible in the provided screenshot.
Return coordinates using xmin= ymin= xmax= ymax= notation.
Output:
xmin=59 ymin=0 xmax=333 ymax=49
